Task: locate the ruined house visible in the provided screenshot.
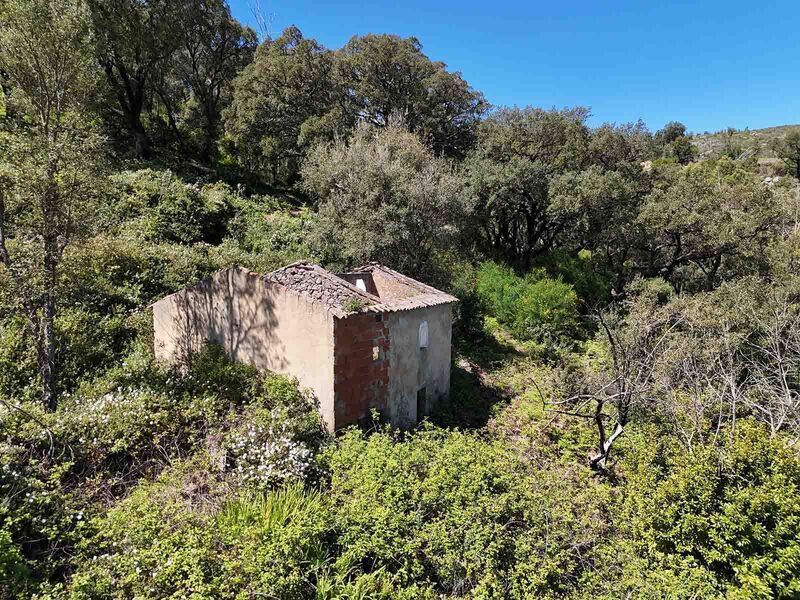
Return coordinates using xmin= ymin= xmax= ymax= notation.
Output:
xmin=152 ymin=262 xmax=457 ymax=431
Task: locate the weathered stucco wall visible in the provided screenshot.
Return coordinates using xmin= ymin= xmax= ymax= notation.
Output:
xmin=385 ymin=304 xmax=453 ymax=426
xmin=152 ymin=266 xmax=337 ymax=430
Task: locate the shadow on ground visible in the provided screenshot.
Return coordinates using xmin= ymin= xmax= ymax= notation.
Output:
xmin=429 ymin=329 xmax=521 ymax=430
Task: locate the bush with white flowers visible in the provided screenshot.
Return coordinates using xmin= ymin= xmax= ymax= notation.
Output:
xmin=225 ymin=412 xmax=313 ymax=490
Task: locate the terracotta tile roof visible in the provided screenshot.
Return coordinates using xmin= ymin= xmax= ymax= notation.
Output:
xmin=265 ymin=261 xmax=457 ymax=318
xmin=354 ymin=263 xmax=459 ymax=306
xmin=265 ymin=262 xmax=380 ymax=318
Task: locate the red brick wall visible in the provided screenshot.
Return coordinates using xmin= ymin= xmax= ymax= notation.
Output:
xmin=333 ymin=312 xmax=390 ymax=427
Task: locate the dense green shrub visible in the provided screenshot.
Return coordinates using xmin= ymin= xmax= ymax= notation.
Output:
xmin=213 ymin=484 xmax=335 ymax=599
xmin=68 ymin=470 xmax=401 ymax=600
xmin=0 ymin=397 xmax=100 ymax=597
xmin=595 ymin=422 xmax=800 ymax=599
xmin=0 ymin=524 xmax=28 ymax=598
xmin=105 ymin=168 xmax=315 ymax=261
xmin=227 ymin=195 xmax=314 ymax=257
xmin=0 ymin=344 xmax=321 ymax=596
xmin=475 ymin=262 xmax=529 ymax=326
xmin=109 ymin=169 xmax=235 ymax=244
xmin=534 ymin=249 xmax=611 ymax=308
xmin=64 ymin=423 xmax=609 ymax=599
xmin=0 ymin=316 xmax=37 ymax=401
xmin=67 ymin=454 xmax=231 ymax=600
xmin=56 ymin=308 xmax=132 ymax=393
xmin=60 ymin=236 xmax=217 ymax=313
xmin=446 ymin=259 xmax=485 ymax=340
xmin=323 ymin=426 xmax=607 ymax=598
xmin=475 ymin=261 xmax=581 ymax=343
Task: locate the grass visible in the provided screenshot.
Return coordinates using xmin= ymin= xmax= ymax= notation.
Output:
xmin=216 ymin=481 xmax=324 ymax=534
xmin=442 ymin=316 xmax=602 ymax=466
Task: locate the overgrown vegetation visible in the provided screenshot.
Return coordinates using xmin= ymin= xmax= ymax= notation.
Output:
xmin=1 ymin=0 xmax=800 ymax=597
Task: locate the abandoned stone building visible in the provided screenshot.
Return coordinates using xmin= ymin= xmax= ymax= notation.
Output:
xmin=152 ymin=262 xmax=457 ymax=431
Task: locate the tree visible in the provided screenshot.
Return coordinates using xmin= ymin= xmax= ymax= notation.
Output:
xmin=670 ymin=134 xmax=697 ymax=164
xmin=224 ymin=26 xmax=339 ymax=184
xmin=773 ymin=129 xmax=800 ymax=179
xmin=224 ymin=30 xmax=487 ymax=184
xmin=552 ymin=122 xmax=655 ymax=286
xmin=334 ymin=34 xmax=486 ymax=158
xmin=589 ymin=120 xmax=656 ymax=170
xmin=156 ymin=0 xmax=256 ymax=160
xmin=464 ymin=107 xmax=591 ymax=270
xmin=655 ymin=121 xmax=688 ymax=146
xmin=637 ymin=160 xmax=781 ymax=290
xmin=549 ymin=165 xmax=647 ymax=291
xmin=720 ymin=127 xmax=744 ymax=160
xmin=655 ymin=120 xmax=696 ymax=164
xmin=301 ymin=122 xmax=464 ymax=276
xmin=88 ymin=0 xmax=187 ymax=157
xmin=558 ymin=276 xmax=800 ymax=469
xmin=0 ymin=0 xmax=103 ymax=410
xmin=743 ymin=290 xmax=800 ymax=439
xmin=552 ymin=284 xmax=682 ymax=470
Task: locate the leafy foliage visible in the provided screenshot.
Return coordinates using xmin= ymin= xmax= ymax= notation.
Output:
xmin=302 ymin=122 xmax=465 ymax=276
xmin=223 ymin=26 xmax=338 ymax=184
xmin=334 ymin=33 xmax=487 ymax=158
xmin=0 ymin=343 xmax=322 ymax=596
xmin=773 ymin=128 xmax=800 ymax=179
xmin=475 ymin=261 xmax=581 ymax=343
xmin=610 ymin=422 xmax=800 ymax=599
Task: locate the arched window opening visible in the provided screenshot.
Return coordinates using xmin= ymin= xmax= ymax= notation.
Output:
xmin=418 ymin=320 xmax=429 ymax=348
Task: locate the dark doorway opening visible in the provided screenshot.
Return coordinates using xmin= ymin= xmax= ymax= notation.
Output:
xmin=416 ymin=387 xmax=427 ymax=421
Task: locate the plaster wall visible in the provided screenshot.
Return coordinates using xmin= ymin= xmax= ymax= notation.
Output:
xmin=385 ymin=304 xmax=453 ymax=426
xmin=152 ymin=266 xmax=337 ymax=430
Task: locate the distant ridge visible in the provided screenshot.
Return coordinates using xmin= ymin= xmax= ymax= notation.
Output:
xmin=693 ymin=124 xmax=800 ymax=160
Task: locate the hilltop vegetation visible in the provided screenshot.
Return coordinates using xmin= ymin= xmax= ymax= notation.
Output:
xmin=694 ymin=124 xmax=800 ymax=160
xmin=1 ymin=0 xmax=800 ymax=598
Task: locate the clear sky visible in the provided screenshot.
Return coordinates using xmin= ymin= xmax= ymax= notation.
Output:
xmin=228 ymin=0 xmax=800 ymax=133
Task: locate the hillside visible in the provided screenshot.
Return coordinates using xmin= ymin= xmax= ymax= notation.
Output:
xmin=3 ymin=1 xmax=800 ymax=598
xmin=693 ymin=123 xmax=800 ymax=161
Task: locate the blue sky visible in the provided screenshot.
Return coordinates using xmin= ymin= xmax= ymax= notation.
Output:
xmin=228 ymin=0 xmax=800 ymax=133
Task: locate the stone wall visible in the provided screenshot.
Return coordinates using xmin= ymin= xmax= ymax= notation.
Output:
xmin=332 ymin=312 xmax=390 ymax=427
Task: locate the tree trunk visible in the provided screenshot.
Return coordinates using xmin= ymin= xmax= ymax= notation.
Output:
xmin=201 ymin=101 xmax=219 ymax=162
xmin=39 ymin=196 xmax=59 ymax=411
xmin=130 ymin=113 xmax=151 ymax=159
xmin=590 ymin=421 xmax=625 ymax=470
xmin=103 ymin=61 xmax=152 ymax=159
xmin=37 ymin=292 xmax=57 ymax=412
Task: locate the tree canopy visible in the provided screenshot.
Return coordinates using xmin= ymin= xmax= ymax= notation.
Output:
xmin=302 ymin=122 xmax=465 ymax=275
